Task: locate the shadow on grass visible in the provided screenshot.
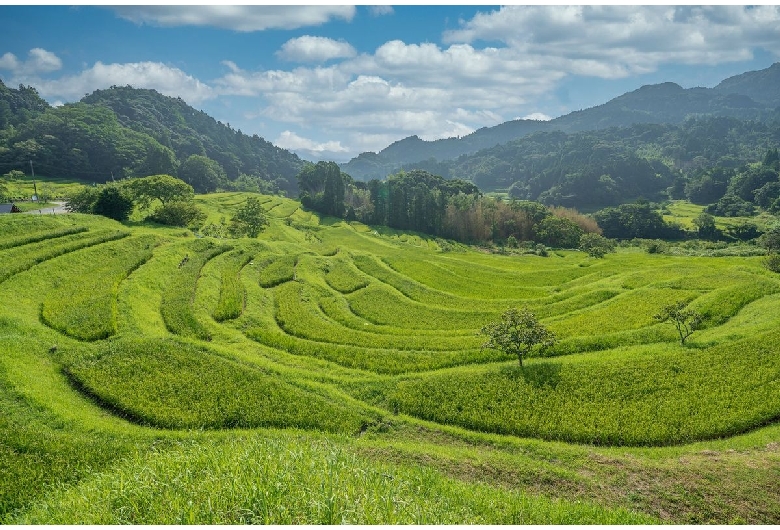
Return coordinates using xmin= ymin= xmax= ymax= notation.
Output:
xmin=499 ymin=361 xmax=562 ymax=389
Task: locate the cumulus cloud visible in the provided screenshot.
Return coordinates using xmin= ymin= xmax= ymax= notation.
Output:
xmin=277 ymin=36 xmax=357 ymax=63
xmin=112 ymin=5 xmax=356 ymax=32
xmin=274 ymin=131 xmax=349 ymax=160
xmin=32 ymin=61 xmax=214 ymax=104
xmin=0 ymin=52 xmax=19 ymax=71
xmin=443 ymin=5 xmax=780 ymax=78
xmin=0 ymin=48 xmax=62 ymax=75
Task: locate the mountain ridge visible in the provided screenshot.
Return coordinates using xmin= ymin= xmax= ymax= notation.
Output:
xmin=341 ymin=62 xmax=780 ymax=180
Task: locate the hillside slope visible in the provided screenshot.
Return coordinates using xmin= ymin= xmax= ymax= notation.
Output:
xmin=81 ymin=86 xmax=305 ymax=186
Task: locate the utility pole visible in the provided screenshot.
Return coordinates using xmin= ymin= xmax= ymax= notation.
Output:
xmin=30 ymin=160 xmax=38 ymax=202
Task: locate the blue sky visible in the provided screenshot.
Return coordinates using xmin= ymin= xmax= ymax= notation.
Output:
xmin=1 ymin=5 xmax=779 ymax=162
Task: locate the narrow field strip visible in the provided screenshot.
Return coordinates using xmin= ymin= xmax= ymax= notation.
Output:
xmin=245 ymin=325 xmax=502 ymax=374
xmin=272 ymin=282 xmax=480 ymax=351
xmin=160 ymin=240 xmax=231 ymax=341
xmin=347 ymin=282 xmax=496 ymax=330
xmin=257 ymin=254 xmax=298 ymax=287
xmin=317 ymin=292 xmax=475 ymax=337
xmin=322 ymin=254 xmax=370 ymax=294
xmin=40 ymin=235 xmax=158 ymax=341
xmin=352 ymin=253 xmax=501 ymax=309
xmin=382 ymin=254 xmax=591 ymax=298
xmin=213 ymin=249 xmax=254 ymax=322
xmin=0 ymin=229 xmax=130 ymax=284
xmin=267 ymin=200 xmax=300 ymax=218
xmin=63 ymin=337 xmax=375 ymax=432
xmin=0 ymin=226 xmax=88 ymax=251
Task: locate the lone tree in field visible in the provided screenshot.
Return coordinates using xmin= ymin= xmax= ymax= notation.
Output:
xmin=480 ymin=307 xmax=556 ymax=367
xmin=654 ymin=301 xmax=702 ymax=345
xmin=229 ymin=197 xmax=268 ymax=238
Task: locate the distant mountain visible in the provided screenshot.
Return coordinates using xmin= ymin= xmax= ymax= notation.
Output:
xmin=713 ymin=62 xmax=780 ymax=108
xmin=341 ymin=63 xmax=780 ymax=181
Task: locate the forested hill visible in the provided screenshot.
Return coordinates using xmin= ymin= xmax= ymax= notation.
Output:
xmin=0 ymin=82 xmax=305 ymax=195
xmin=341 ymin=62 xmax=780 ymax=181
xmin=81 ymin=87 xmax=304 ymax=187
xmin=393 ymin=117 xmax=780 ymax=210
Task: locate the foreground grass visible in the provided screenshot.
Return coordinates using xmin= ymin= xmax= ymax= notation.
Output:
xmin=13 ymin=432 xmax=656 ymax=525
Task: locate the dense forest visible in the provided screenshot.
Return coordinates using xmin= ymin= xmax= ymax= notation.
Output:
xmin=0 ymin=81 xmax=304 ymax=195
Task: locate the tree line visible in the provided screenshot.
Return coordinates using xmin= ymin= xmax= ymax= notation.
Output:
xmin=297 ymin=163 xmax=601 ymax=247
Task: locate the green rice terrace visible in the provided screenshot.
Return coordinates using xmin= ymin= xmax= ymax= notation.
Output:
xmin=2 ymin=192 xmax=780 ymax=524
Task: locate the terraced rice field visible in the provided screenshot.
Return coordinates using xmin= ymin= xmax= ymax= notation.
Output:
xmin=2 ymin=193 xmax=780 ymax=524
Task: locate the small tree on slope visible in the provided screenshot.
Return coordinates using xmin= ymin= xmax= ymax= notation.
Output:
xmin=654 ymin=301 xmax=702 ymax=346
xmin=480 ymin=307 xmax=556 ymax=367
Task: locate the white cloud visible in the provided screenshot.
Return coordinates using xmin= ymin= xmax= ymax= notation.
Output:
xmin=0 ymin=48 xmax=62 ymax=75
xmin=521 ymin=113 xmax=552 ymax=121
xmin=277 ymin=36 xmax=357 ymax=63
xmin=27 ymin=48 xmax=62 ymax=74
xmin=112 ymin=5 xmax=356 ymax=32
xmin=443 ymin=5 xmax=780 ymax=78
xmin=274 ymin=130 xmax=349 ymax=160
xmin=0 ymin=52 xmax=19 ymax=71
xmin=369 ymin=6 xmax=394 ymax=17
xmin=32 ymin=61 xmax=214 ymax=104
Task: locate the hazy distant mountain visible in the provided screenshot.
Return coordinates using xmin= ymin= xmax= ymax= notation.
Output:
xmin=341 ymin=63 xmax=780 ymax=181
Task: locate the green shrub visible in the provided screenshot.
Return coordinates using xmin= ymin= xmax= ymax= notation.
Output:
xmin=579 ymin=233 xmax=616 ymax=258
xmin=764 ymin=253 xmax=780 ymax=273
xmin=148 ymin=201 xmax=206 ymax=227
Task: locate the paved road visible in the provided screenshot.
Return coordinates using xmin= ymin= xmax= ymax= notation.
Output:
xmin=24 ymin=201 xmax=68 ymax=215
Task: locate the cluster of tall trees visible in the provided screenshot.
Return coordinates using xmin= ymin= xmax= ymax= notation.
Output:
xmin=0 ymin=81 xmax=304 ymax=195
xmin=297 ymin=163 xmax=600 ymax=246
